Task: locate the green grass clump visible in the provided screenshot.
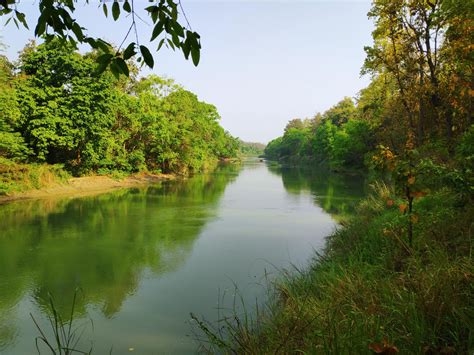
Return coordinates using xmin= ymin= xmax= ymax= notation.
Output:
xmin=0 ymin=157 xmax=70 ymax=195
xmin=194 ymin=184 xmax=474 ymax=354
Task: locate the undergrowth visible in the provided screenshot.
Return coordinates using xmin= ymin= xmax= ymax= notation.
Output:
xmin=0 ymin=157 xmax=70 ymax=195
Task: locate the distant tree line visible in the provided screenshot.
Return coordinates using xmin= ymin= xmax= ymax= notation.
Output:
xmin=0 ymin=40 xmax=239 ymax=176
xmin=265 ymin=0 xmax=473 ymax=175
xmin=264 ymin=97 xmax=373 ymax=170
xmin=239 ymin=140 xmax=266 ymax=157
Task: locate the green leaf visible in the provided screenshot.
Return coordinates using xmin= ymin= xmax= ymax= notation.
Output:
xmin=114 ymin=58 xmax=129 ymax=77
xmin=157 ymin=38 xmax=166 ymax=51
xmin=71 ymin=22 xmax=83 ymax=41
xmin=95 ymin=39 xmax=112 ymax=53
xmin=140 ymin=45 xmax=154 ymax=68
xmin=191 ymin=47 xmax=200 ymax=66
xmin=102 ymin=3 xmax=108 ymax=17
xmin=167 ymin=39 xmax=175 ymax=51
xmin=174 ymin=23 xmax=184 ymax=38
xmin=112 ymin=1 xmax=120 ymax=21
xmin=96 ymin=53 xmax=113 ymax=74
xmin=182 ymin=38 xmax=191 ymax=58
xmin=171 ymin=33 xmax=180 ymax=47
xmin=97 ymin=53 xmax=114 ymax=64
xmin=109 ymin=60 xmax=121 ymax=79
xmin=150 ymin=7 xmax=159 ymax=23
xmin=123 ymin=42 xmax=136 ymax=60
xmin=58 ymin=8 xmax=73 ymax=27
xmin=150 ymin=22 xmax=164 ymax=41
xmin=85 ymin=37 xmax=97 ymax=48
xmin=15 ymin=11 xmax=28 ymax=29
xmin=123 ymin=1 xmax=131 ymax=13
xmin=34 ymin=8 xmax=52 ymax=36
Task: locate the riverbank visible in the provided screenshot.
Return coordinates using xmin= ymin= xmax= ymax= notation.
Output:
xmin=195 ymin=184 xmax=474 ymax=353
xmin=0 ymin=174 xmax=176 ymax=204
xmin=0 ymin=158 xmax=176 ymax=204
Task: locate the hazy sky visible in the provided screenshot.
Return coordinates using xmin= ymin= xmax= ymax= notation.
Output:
xmin=1 ymin=1 xmax=374 ymax=143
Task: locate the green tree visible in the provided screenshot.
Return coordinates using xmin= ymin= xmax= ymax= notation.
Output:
xmin=264 ymin=137 xmax=284 ymax=160
xmin=322 ymin=97 xmax=356 ymax=127
xmin=15 ymin=40 xmax=116 ymax=172
xmin=363 ymin=0 xmax=473 ymax=149
xmin=0 ymin=50 xmax=30 ymax=159
xmin=312 ymin=119 xmax=337 ymax=162
xmin=4 ymin=40 xmax=238 ymax=175
xmin=331 ymin=119 xmax=374 ymax=169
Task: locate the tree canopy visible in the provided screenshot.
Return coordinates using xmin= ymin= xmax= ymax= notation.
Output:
xmin=0 ymin=40 xmax=238 ymax=176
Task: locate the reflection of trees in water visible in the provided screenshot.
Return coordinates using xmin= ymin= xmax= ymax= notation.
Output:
xmin=268 ymin=164 xmax=367 ymax=220
xmin=265 ymin=161 xmax=283 ymax=178
xmin=0 ymin=165 xmax=240 ymax=347
xmin=237 ymin=158 xmax=265 ymax=171
xmin=0 ymin=308 xmax=16 ymax=350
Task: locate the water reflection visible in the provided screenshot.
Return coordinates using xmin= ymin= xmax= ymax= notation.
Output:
xmin=0 ymin=161 xmax=366 ymax=354
xmin=0 ymin=163 xmax=241 ymax=350
xmin=267 ymin=163 xmax=367 ymax=221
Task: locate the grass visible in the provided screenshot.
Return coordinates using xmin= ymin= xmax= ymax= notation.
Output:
xmin=193 ymin=183 xmax=474 ymax=354
xmin=30 ymin=291 xmax=95 ymax=355
xmin=0 ymin=157 xmax=70 ymax=195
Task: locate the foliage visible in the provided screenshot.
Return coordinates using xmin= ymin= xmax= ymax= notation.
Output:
xmin=0 ymin=41 xmax=238 ymax=180
xmin=0 ymin=54 xmax=30 ymax=160
xmin=15 ymin=40 xmax=117 ymax=172
xmin=265 ymin=0 xmax=473 ymax=172
xmin=456 ymin=125 xmax=474 ymax=182
xmin=322 ymin=96 xmax=356 ymax=127
xmin=0 ymin=157 xmax=70 ymax=195
xmin=239 ymin=140 xmax=266 ymax=156
xmin=363 ymin=0 xmax=473 ymax=149
xmin=264 ymin=98 xmax=374 ymax=170
xmin=0 ymin=0 xmax=201 ymax=76
xmin=331 ymin=119 xmax=374 ymax=168
xmin=263 ymin=137 xmax=283 ymax=161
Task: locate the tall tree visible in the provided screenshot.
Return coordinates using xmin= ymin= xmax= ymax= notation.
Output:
xmin=363 ymin=0 xmax=473 ymax=150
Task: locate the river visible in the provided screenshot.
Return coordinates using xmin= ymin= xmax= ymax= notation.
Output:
xmin=0 ymin=159 xmax=366 ymax=354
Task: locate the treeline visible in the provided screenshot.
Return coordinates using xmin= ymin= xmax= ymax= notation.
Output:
xmin=265 ymin=97 xmax=373 ymax=170
xmin=239 ymin=140 xmax=266 ymax=156
xmin=0 ymin=40 xmax=239 ymax=177
xmin=265 ymin=0 xmax=473 ymax=174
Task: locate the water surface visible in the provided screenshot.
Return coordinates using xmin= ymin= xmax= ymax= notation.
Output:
xmin=0 ymin=160 xmax=366 ymax=354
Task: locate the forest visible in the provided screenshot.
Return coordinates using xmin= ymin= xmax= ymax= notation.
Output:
xmin=264 ymin=2 xmax=472 ymax=176
xmin=0 ymin=39 xmax=239 ymax=194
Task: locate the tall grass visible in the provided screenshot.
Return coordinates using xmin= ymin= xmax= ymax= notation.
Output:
xmin=30 ymin=291 xmax=95 ymax=355
xmin=192 ymin=184 xmax=474 ymax=353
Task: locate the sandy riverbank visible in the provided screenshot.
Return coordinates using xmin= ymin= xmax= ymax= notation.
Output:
xmin=0 ymin=173 xmax=176 ymax=204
